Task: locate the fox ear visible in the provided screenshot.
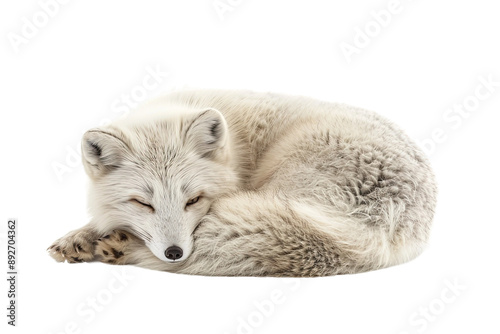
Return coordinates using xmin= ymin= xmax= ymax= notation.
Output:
xmin=185 ymin=108 xmax=228 ymax=157
xmin=81 ymin=128 xmax=129 ymax=178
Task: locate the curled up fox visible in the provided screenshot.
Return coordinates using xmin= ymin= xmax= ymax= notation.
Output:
xmin=48 ymin=90 xmax=437 ymax=277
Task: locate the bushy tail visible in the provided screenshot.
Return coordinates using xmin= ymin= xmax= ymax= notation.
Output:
xmin=177 ymin=191 xmax=424 ymax=277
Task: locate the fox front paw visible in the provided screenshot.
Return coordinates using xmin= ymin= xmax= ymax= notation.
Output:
xmin=48 ymin=230 xmax=96 ymax=263
xmin=94 ymin=230 xmax=135 ymax=265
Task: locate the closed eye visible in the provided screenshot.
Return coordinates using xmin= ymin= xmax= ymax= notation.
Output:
xmin=185 ymin=196 xmax=201 ymax=208
xmin=130 ymin=198 xmax=155 ymax=212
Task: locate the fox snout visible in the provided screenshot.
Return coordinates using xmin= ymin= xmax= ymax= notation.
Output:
xmin=165 ymin=245 xmax=183 ymax=261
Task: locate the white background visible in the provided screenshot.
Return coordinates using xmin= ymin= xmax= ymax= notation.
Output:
xmin=1 ymin=0 xmax=499 ymax=333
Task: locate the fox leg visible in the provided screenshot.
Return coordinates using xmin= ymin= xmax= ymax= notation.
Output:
xmin=93 ymin=230 xmax=145 ymax=265
xmin=48 ymin=225 xmax=162 ymax=268
xmin=47 ymin=222 xmax=101 ymax=263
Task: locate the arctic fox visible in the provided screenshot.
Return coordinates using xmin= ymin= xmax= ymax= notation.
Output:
xmin=48 ymin=90 xmax=437 ymax=277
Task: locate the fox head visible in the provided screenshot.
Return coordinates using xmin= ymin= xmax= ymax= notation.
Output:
xmin=81 ymin=108 xmax=239 ymax=263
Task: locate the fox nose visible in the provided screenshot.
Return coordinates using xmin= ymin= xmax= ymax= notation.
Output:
xmin=165 ymin=246 xmax=183 ymax=260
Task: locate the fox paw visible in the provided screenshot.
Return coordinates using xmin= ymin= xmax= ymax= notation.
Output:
xmin=94 ymin=230 xmax=134 ymax=265
xmin=48 ymin=229 xmax=96 ymax=263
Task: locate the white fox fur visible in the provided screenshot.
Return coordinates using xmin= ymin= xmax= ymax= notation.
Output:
xmin=48 ymin=90 xmax=437 ymax=277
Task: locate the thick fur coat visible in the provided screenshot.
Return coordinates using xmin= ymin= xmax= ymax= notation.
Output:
xmin=48 ymin=90 xmax=437 ymax=277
